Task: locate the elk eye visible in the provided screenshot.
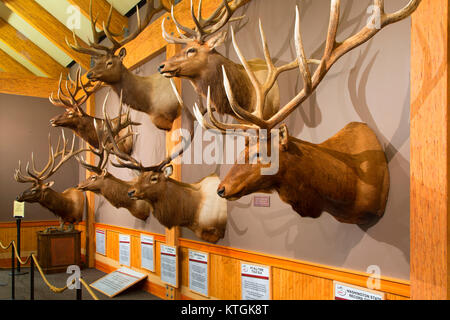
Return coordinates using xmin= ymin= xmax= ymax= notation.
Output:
xmin=186 ymin=48 xmax=197 ymax=56
xmin=106 ymin=61 xmax=113 ymax=67
xmin=150 ymin=176 xmax=158 ymax=183
xmin=91 ymin=176 xmax=97 ymax=180
xmin=31 ymin=190 xmax=37 ymax=194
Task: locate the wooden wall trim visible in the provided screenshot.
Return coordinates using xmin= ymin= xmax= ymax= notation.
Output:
xmin=410 ymin=0 xmax=450 ymax=300
xmin=88 ymin=222 xmax=410 ymax=298
xmin=0 ymin=220 xmax=59 ymax=228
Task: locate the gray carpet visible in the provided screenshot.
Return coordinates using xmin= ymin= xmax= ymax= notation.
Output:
xmin=0 ymin=267 xmax=161 ymax=300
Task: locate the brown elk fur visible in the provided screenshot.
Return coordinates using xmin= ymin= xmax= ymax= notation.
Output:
xmin=77 ymin=171 xmax=151 ymax=221
xmin=218 ymin=122 xmax=390 ymax=226
xmin=129 ymin=168 xmax=227 ymax=243
xmin=17 ymin=183 xmax=84 ymax=226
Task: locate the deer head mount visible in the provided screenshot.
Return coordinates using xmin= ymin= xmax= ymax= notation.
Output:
xmin=65 ymin=0 xmax=181 ymax=132
xmin=195 ymin=1 xmax=421 ymax=226
xmin=14 ymin=131 xmax=86 ymax=231
xmin=76 ymin=96 xmax=152 ymax=222
xmin=159 ymin=0 xmax=282 ymax=119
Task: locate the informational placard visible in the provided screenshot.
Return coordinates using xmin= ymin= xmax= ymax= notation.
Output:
xmin=160 ymin=244 xmax=178 ymax=287
xmin=119 ymin=234 xmax=130 ymax=266
xmin=140 ymin=234 xmax=154 ymax=272
xmin=253 ymin=196 xmax=270 ymax=208
xmin=333 ymin=281 xmax=385 ymax=300
xmin=241 ymin=263 xmax=271 ymax=300
xmin=189 ymin=250 xmax=209 ymax=297
xmin=95 ymin=229 xmax=106 ymax=255
xmin=90 ymin=267 xmax=147 ymax=298
xmin=13 ymin=200 xmax=24 ymax=218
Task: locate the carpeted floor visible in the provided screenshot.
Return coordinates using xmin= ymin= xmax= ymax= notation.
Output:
xmin=0 ymin=267 xmax=161 ymax=300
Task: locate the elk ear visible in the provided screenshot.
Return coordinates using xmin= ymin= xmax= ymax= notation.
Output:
xmin=102 ymin=169 xmax=108 ymax=177
xmin=279 ymin=124 xmax=289 ymax=151
xmin=44 ymin=181 xmax=54 ymax=188
xmin=163 ymin=164 xmax=173 ymax=178
xmin=205 ymin=31 xmax=227 ymax=51
xmin=118 ymin=48 xmax=127 ymax=61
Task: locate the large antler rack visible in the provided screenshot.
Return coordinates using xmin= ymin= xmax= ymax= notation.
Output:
xmin=49 ymin=67 xmax=101 ymax=114
xmin=162 ymin=0 xmax=247 ymax=44
xmin=14 ymin=131 xmax=87 ymax=184
xmin=194 ymin=0 xmax=421 ymax=133
xmin=66 ymin=0 xmax=166 ymax=56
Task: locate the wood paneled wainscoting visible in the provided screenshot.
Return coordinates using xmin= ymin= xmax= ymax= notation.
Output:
xmin=76 ymin=223 xmax=410 ymax=300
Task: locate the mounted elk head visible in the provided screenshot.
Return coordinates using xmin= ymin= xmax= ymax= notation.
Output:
xmin=159 ymin=0 xmax=282 ymax=119
xmin=49 ymin=69 xmax=139 ymax=155
xmin=101 ymin=102 xmax=227 ymax=243
xmin=76 ymin=103 xmax=152 ymax=222
xmin=14 ymin=132 xmax=86 ymax=231
xmin=66 ymin=0 xmax=181 ymax=132
xmin=196 ymin=1 xmax=421 ymax=226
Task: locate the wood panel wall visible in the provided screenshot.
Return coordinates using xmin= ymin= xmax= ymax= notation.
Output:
xmin=410 ymin=0 xmax=450 ymax=300
xmin=77 ymin=223 xmax=410 ymax=300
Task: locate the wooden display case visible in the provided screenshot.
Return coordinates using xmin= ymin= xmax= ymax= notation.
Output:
xmin=37 ymin=230 xmax=81 ymax=274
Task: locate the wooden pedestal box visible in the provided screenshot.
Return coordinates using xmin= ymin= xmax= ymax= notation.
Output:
xmin=37 ymin=230 xmax=81 ymax=274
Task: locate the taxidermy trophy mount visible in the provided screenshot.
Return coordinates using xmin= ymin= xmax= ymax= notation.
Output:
xmin=65 ymin=0 xmax=181 ymax=132
xmin=77 ymin=93 xmax=152 ymax=221
xmin=49 ymin=68 xmax=138 ymax=155
xmin=196 ymin=0 xmax=422 ymax=226
xmin=102 ymin=102 xmax=228 ymax=244
xmin=14 ymin=132 xmax=86 ymax=232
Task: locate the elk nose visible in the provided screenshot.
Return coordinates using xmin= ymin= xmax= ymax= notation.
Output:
xmin=86 ymin=72 xmax=93 ymax=79
xmin=158 ymin=64 xmax=165 ymax=73
xmin=217 ymin=187 xmax=225 ymax=198
xmin=128 ymin=190 xmax=136 ymax=198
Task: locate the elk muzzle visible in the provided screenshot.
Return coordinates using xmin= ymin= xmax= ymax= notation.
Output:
xmin=217 ymin=186 xmax=226 ymax=198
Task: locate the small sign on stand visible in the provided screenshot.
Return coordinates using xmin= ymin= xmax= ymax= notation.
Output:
xmin=90 ymin=267 xmax=147 ymax=298
xmin=12 ymin=201 xmax=27 ymax=275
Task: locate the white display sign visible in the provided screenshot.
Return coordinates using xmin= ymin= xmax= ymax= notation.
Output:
xmin=160 ymin=244 xmax=177 ymax=287
xmin=334 ymin=281 xmax=385 ymax=300
xmin=90 ymin=267 xmax=147 ymax=298
xmin=189 ymin=250 xmax=209 ymax=297
xmin=241 ymin=263 xmax=271 ymax=300
xmin=13 ymin=200 xmax=24 ymax=218
xmin=119 ymin=234 xmax=130 ymax=266
xmin=96 ymin=229 xmax=106 ymax=255
xmin=140 ymin=234 xmax=154 ymax=272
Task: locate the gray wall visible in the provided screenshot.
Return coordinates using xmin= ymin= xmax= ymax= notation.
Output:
xmin=0 ymin=93 xmax=80 ymax=222
xmin=93 ymin=0 xmax=411 ymax=280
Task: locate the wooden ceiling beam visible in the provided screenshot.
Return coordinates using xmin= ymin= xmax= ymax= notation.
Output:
xmin=0 ymin=48 xmax=33 ymax=76
xmin=66 ymin=0 xmax=128 ymax=35
xmin=0 ymin=18 xmax=68 ymax=78
xmin=2 ymin=0 xmax=91 ymax=70
xmin=0 ymin=73 xmax=60 ymax=99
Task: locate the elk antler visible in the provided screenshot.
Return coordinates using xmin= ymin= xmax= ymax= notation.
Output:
xmin=162 ymin=0 xmax=246 ymax=44
xmin=49 ymin=67 xmax=101 ymax=114
xmin=67 ymin=0 xmax=165 ymax=56
xmin=14 ymin=131 xmax=87 ymax=184
xmin=196 ymin=0 xmax=421 ymax=132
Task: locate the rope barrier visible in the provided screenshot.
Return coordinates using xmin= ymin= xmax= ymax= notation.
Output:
xmin=0 ymin=240 xmax=99 ymax=300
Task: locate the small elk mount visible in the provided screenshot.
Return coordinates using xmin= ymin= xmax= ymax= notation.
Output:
xmin=49 ymin=68 xmax=139 ymax=155
xmin=14 ymin=132 xmax=86 ymax=232
xmin=196 ymin=0 xmax=422 ymax=226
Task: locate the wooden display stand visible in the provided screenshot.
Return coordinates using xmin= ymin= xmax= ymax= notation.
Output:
xmin=37 ymin=230 xmax=81 ymax=274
